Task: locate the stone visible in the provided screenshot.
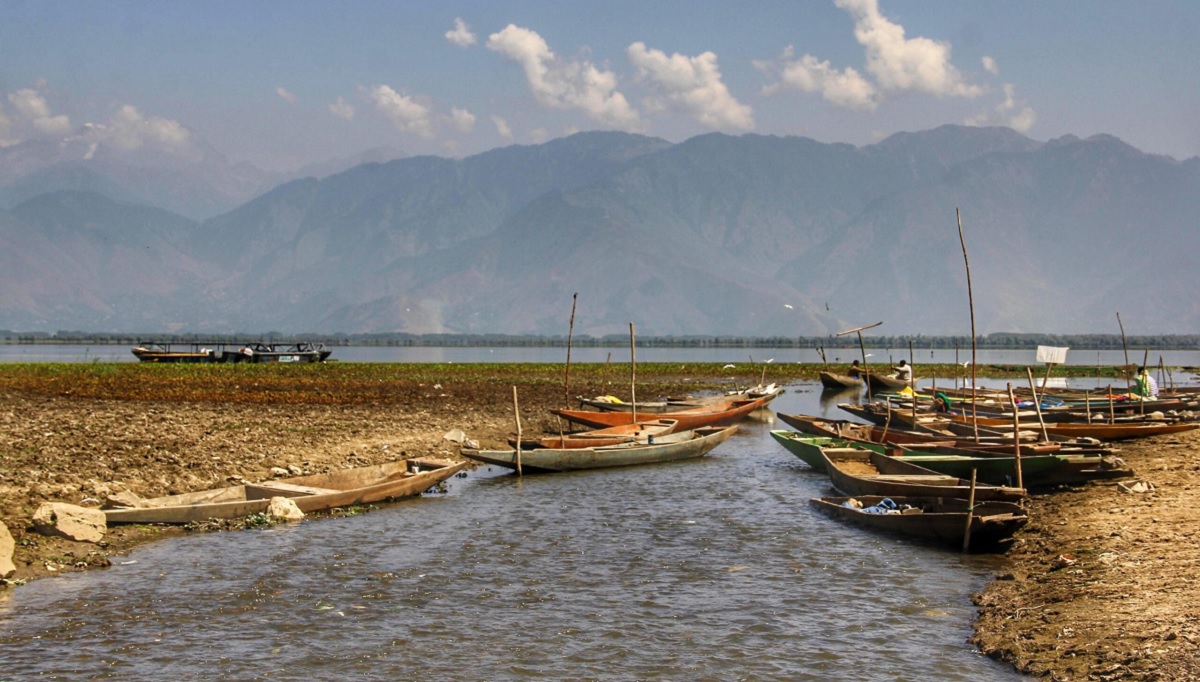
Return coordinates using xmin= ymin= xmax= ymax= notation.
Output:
xmin=31 ymin=503 xmax=107 ymax=543
xmin=267 ymin=497 xmax=305 ymax=521
xmin=0 ymin=521 xmax=16 ymax=579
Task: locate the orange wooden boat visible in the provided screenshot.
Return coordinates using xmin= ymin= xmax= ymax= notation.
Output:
xmin=510 ymin=419 xmax=679 ymax=449
xmin=551 ymin=395 xmax=770 ymax=430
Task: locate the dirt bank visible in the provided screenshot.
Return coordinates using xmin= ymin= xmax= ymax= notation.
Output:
xmin=2 ymin=364 xmax=1199 ymax=679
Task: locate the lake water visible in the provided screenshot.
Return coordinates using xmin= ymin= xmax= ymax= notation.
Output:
xmin=2 ymin=342 xmax=1199 ymax=368
xmin=0 ymin=382 xmax=1029 ymax=680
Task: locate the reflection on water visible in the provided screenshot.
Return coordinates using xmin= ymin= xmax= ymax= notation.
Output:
xmin=0 ymin=383 xmax=1028 ymax=680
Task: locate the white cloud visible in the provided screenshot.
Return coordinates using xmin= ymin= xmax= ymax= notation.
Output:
xmin=491 ymin=115 xmax=513 ymax=138
xmin=329 ymin=96 xmax=355 ymax=121
xmin=981 ymin=56 xmax=998 ymax=75
xmin=965 ymin=83 xmax=1036 ymax=132
xmin=275 ymin=86 xmax=298 ymax=104
xmin=367 ymin=85 xmax=435 ymax=138
xmin=758 ymin=0 xmax=983 ymax=110
xmin=8 ymin=88 xmax=71 ymax=136
xmin=486 ymin=24 xmax=640 ymax=129
xmin=445 ymin=17 xmax=476 ymax=48
xmin=627 ymin=42 xmax=754 ymax=131
xmin=0 ymin=103 xmax=11 ymax=142
xmin=757 ymin=47 xmax=879 ymax=110
xmin=449 ymin=106 xmax=475 ymax=133
xmin=529 ymin=127 xmax=550 ymax=143
xmin=95 ymin=104 xmax=191 ymax=151
xmin=836 ymin=0 xmax=983 ymax=98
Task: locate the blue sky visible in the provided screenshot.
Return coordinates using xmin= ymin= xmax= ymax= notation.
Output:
xmin=2 ymin=0 xmax=1197 ymax=171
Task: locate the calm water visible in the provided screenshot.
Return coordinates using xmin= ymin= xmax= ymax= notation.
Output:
xmin=0 ymin=383 xmax=1027 ymax=681
xmin=2 ymin=343 xmax=1199 ymax=367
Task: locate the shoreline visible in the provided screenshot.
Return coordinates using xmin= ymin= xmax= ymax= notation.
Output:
xmin=3 ymin=364 xmax=1199 ymax=678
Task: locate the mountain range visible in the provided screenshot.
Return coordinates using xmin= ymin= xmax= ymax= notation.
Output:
xmin=2 ymin=125 xmax=1197 ymax=337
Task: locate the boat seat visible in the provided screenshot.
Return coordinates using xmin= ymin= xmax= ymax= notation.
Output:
xmin=244 ymin=481 xmax=341 ymax=499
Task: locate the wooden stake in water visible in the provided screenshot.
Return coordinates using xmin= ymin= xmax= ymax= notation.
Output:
xmin=512 ymin=386 xmax=523 ymax=477
xmin=957 ymin=208 xmax=979 ymax=443
xmin=629 ymin=322 xmax=637 ymax=424
xmin=564 ymin=292 xmax=577 ymax=408
xmin=963 ymin=469 xmax=978 ymax=553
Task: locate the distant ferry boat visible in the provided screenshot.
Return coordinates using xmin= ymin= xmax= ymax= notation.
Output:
xmin=131 ymin=341 xmax=332 ymax=364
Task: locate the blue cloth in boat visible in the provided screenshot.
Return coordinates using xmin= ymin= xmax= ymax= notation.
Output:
xmin=858 ymin=498 xmax=899 ymax=514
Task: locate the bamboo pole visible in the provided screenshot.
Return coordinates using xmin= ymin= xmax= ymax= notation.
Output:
xmin=956 ymin=208 xmax=979 ymax=443
xmin=564 ymin=293 xmax=577 ymax=408
xmin=1006 ymin=383 xmax=1024 ymax=490
xmin=629 ymin=323 xmax=637 ymax=424
xmin=962 ymin=469 xmax=978 ymax=553
xmin=1085 ymin=389 xmax=1092 ymax=424
xmin=1108 ymin=385 xmax=1115 ymax=425
xmin=909 ymin=339 xmax=917 ymax=426
xmin=1025 ymin=367 xmax=1049 ymax=442
xmin=512 ymin=386 xmax=523 ymax=477
xmin=1117 ymin=312 xmax=1132 ymax=395
xmin=836 ymin=321 xmax=881 ymax=400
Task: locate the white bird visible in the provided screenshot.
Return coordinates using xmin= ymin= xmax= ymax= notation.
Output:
xmin=783 ymin=304 xmax=794 ymax=309
xmin=723 ymin=364 xmax=736 ymax=369
xmin=766 ymin=358 xmax=775 ymax=363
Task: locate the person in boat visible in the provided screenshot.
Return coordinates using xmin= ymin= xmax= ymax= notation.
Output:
xmin=847 ymin=359 xmax=863 ymax=379
xmin=1134 ymin=366 xmax=1159 ymax=399
xmin=892 ymin=359 xmax=912 ymax=383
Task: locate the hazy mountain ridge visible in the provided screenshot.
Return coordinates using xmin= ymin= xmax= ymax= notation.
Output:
xmin=2 ymin=126 xmax=1196 ymax=336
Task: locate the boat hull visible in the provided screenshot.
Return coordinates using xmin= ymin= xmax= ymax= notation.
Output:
xmin=104 ymin=458 xmax=465 ymax=524
xmin=462 ymin=425 xmax=738 ymax=472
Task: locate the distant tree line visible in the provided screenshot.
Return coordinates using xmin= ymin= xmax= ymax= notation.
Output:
xmin=3 ymin=330 xmax=1200 ymax=350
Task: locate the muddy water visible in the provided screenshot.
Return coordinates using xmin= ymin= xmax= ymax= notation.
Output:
xmin=0 ymin=385 xmax=1026 ymax=680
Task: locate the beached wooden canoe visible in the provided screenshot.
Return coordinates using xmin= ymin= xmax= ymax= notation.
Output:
xmin=769 ymin=428 xmax=1126 ymax=487
xmin=510 ymin=419 xmax=679 ymax=449
xmin=940 ymin=413 xmax=1200 ymax=441
xmin=461 ymin=425 xmax=738 ymax=472
xmin=104 ymin=458 xmax=466 ymax=524
xmin=551 ymin=395 xmax=771 ymax=430
xmin=578 ymin=383 xmax=781 ymax=413
xmin=809 ymin=495 xmax=1028 ymax=551
xmin=820 ymin=446 xmax=1027 ymax=501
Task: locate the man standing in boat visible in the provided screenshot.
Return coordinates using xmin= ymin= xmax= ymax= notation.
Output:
xmin=1134 ymin=366 xmax=1159 ymax=399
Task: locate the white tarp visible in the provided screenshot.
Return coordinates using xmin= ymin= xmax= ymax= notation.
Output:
xmin=1036 ymin=345 xmax=1069 ymax=364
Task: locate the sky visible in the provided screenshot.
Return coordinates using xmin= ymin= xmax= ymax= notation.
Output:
xmin=2 ymin=0 xmax=1197 ymax=172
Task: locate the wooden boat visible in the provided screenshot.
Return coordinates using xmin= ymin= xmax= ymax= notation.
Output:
xmin=235 ymin=342 xmax=332 ymax=363
xmin=132 ymin=341 xmax=333 ymax=364
xmin=551 ymin=395 xmax=771 ymax=430
xmin=510 ymin=419 xmax=679 ymax=449
xmin=578 ymin=383 xmax=782 ymax=413
xmin=461 ymin=425 xmax=738 ymax=472
xmin=778 ymin=412 xmax=1113 ymax=457
xmin=819 ymin=446 xmax=1027 ymax=501
xmin=104 ymin=458 xmax=465 ymax=524
xmin=865 ymin=371 xmax=911 ymax=392
xmin=808 ymin=495 xmax=1028 ymax=552
xmin=940 ymin=412 xmax=1199 ymax=441
xmin=769 ymin=428 xmax=1128 ymax=487
xmin=132 ymin=342 xmax=227 ymax=363
xmin=819 ymin=371 xmax=863 ymax=389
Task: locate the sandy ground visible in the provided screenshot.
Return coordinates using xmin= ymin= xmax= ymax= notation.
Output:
xmin=2 ymin=372 xmax=1199 ymax=680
